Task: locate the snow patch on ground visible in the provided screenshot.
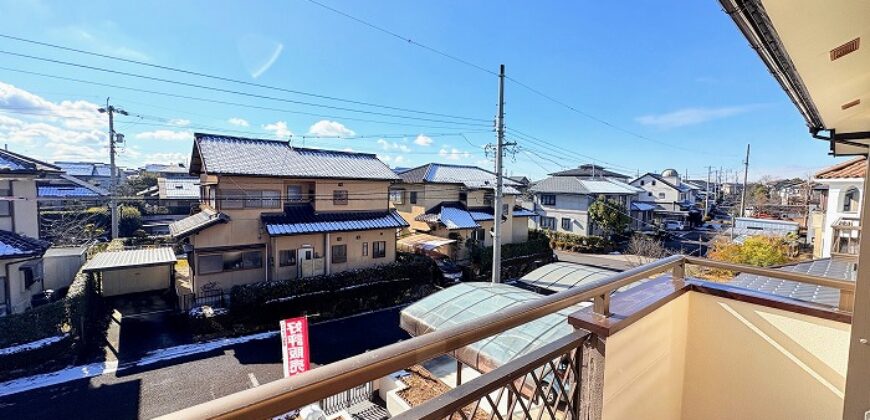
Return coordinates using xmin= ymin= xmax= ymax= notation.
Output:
xmin=0 ymin=330 xmax=278 ymax=398
xmin=0 ymin=334 xmax=69 ymax=356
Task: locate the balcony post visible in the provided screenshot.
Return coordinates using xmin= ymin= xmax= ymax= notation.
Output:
xmin=672 ymin=258 xmax=685 ymax=282
xmin=593 ymin=293 xmax=610 ymax=316
xmin=579 ymin=333 xmax=605 ymax=420
xmin=844 ymin=156 xmax=870 ymax=418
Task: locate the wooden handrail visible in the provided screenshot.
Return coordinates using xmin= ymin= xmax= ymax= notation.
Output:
xmin=162 ymin=255 xmax=684 ymax=420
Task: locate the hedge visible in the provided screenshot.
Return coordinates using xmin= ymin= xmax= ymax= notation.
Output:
xmin=470 ymin=236 xmax=556 ymax=281
xmin=536 ymin=230 xmax=616 ymax=254
xmin=228 ymin=259 xmax=440 ymax=328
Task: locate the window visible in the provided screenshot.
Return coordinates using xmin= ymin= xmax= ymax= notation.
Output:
xmin=844 ymin=188 xmax=860 ymax=212
xmin=279 ymin=250 xmax=296 ymax=266
xmin=373 ymin=241 xmax=386 ymax=258
xmin=198 ymin=255 xmax=223 ymax=274
xmin=648 ymin=192 xmax=653 ymax=197
xmin=472 ymin=229 xmax=486 ymax=242
xmin=459 ymin=191 xmax=467 ymax=202
xmin=223 ymin=251 xmax=244 ymax=270
xmin=409 ymin=191 xmax=418 ymax=204
xmin=332 ymin=244 xmax=347 ymax=264
xmin=541 ymin=194 xmax=556 ymax=206
xmin=21 ymin=261 xmax=42 ymax=289
xmin=287 ymin=185 xmax=304 ymax=203
xmin=502 ymin=203 xmax=509 ymax=216
xmin=242 ymin=251 xmax=263 ymax=269
xmin=658 ymin=192 xmax=666 ymax=199
xmin=541 ymin=216 xmax=556 ymax=230
xmin=389 ymin=189 xmax=405 ymax=205
xmin=640 ymin=180 xmax=645 ymax=186
xmin=561 ymin=218 xmax=572 ymax=231
xmin=261 ymin=190 xmax=280 ymax=208
xmin=243 ymin=190 xmax=280 ymax=208
xmin=484 ymin=193 xmax=494 ymax=206
xmin=208 ymin=188 xmax=216 ymax=208
xmin=651 ymin=180 xmax=656 ymax=186
xmin=333 ymin=190 xmax=349 ymax=205
xmin=362 ymin=242 xmax=369 ymax=256
xmin=679 ymin=193 xmax=686 ymax=201
xmin=221 ymin=189 xmax=244 ymax=209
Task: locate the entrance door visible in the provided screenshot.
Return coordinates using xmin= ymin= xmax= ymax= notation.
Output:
xmin=299 ymin=247 xmax=314 ymax=278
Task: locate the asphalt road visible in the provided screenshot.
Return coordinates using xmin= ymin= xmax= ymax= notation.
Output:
xmin=0 ymin=307 xmax=409 ymax=419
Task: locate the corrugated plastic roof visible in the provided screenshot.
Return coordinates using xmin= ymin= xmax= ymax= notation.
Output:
xmin=728 ymin=258 xmax=855 ymax=307
xmin=513 ymin=262 xmax=617 ymax=294
xmin=190 ymin=133 xmax=399 ymax=180
xmin=400 ymin=282 xmax=589 ymax=373
xmin=262 ymin=205 xmax=408 ymax=235
xmin=169 ymin=208 xmax=230 ymax=238
xmin=82 ymin=247 xmax=177 ymax=272
xmin=0 ymin=230 xmax=50 ymax=259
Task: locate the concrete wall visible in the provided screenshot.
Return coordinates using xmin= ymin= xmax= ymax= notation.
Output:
xmin=602 ymin=293 xmax=689 ymax=420
xmin=602 ymin=291 xmax=850 ymax=420
xmin=534 ymin=193 xmax=591 ymax=235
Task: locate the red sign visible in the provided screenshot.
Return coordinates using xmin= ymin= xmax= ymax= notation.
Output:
xmin=280 ymin=317 xmax=310 ymax=377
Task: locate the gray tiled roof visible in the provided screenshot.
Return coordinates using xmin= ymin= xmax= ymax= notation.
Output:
xmin=727 ymin=258 xmax=856 ymax=307
xmin=82 ymin=247 xmax=177 ymax=272
xmin=189 ymin=133 xmax=399 ymax=180
xmin=549 ymin=164 xmax=630 ymax=180
xmin=169 ymin=208 xmax=230 ymax=238
xmin=530 ymin=176 xmax=640 ymax=195
xmin=398 ymin=163 xmax=521 ymax=194
xmin=158 ymin=178 xmax=200 ymax=200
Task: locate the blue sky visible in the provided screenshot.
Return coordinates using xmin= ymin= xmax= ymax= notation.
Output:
xmin=0 ymin=0 xmax=845 ymax=181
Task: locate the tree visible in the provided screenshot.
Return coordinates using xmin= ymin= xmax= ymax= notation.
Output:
xmin=707 ymin=235 xmax=791 ymax=267
xmin=588 ymin=195 xmax=630 ymax=237
xmin=625 ymin=234 xmax=671 ymax=267
xmin=118 ymin=205 xmax=143 ymax=237
xmin=40 ymin=210 xmax=106 ymax=245
xmin=119 ymin=173 xmax=158 ymax=196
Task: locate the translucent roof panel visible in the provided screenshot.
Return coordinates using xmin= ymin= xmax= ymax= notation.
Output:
xmin=513 ymin=262 xmax=618 ymax=294
xmin=400 ymin=282 xmax=590 ymax=373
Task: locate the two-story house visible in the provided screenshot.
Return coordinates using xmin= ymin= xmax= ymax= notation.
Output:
xmin=631 ymin=169 xmax=700 ymax=224
xmin=0 ymin=149 xmax=58 ymax=315
xmin=547 ymin=164 xmax=632 ymax=183
xmin=53 ymin=161 xmax=124 ymax=189
xmin=811 ymin=157 xmax=864 ymax=259
xmin=529 ymin=173 xmax=643 ymax=236
xmin=390 ymin=163 xmax=534 ymax=259
xmin=169 ymin=133 xmax=408 ymax=297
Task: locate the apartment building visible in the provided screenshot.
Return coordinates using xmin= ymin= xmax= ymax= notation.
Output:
xmin=390 ymin=163 xmax=534 ymax=259
xmin=169 ymin=133 xmax=407 ymax=296
xmin=0 ymin=149 xmax=59 ymax=315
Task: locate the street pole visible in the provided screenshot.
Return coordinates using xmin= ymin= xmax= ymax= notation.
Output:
xmin=740 ymin=144 xmax=750 ymax=217
xmin=99 ymin=99 xmax=128 ymax=239
xmin=492 ymin=64 xmax=506 ymax=284
xmin=705 ymin=166 xmax=711 ymax=218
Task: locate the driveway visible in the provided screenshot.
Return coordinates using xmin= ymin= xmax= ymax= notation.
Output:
xmin=105 ymin=292 xmax=193 ymax=364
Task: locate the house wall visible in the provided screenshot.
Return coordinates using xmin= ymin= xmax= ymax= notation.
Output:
xmin=631 ymin=174 xmax=683 ymax=209
xmin=315 ymin=180 xmax=391 ymax=212
xmin=100 ymin=265 xmax=171 ymax=297
xmin=0 ymin=177 xmax=39 ymax=238
xmin=511 ymin=217 xmax=529 ymax=243
xmin=818 ymin=178 xmax=863 ymax=258
xmin=533 ymin=193 xmax=592 ymax=235
xmin=272 ymin=233 xmax=325 ymax=281
xmin=3 ymin=257 xmax=43 ymax=314
xmin=327 ymin=228 xmax=396 ymax=273
xmin=603 ymin=291 xmax=850 ymax=420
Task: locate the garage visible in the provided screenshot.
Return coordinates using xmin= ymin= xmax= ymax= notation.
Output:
xmin=82 ymin=248 xmax=177 ymax=297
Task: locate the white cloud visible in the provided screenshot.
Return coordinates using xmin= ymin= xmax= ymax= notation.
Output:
xmin=635 ymin=105 xmax=760 ymax=128
xmin=228 ymin=117 xmax=250 ymax=127
xmin=141 ymin=152 xmax=189 ymax=166
xmin=169 ymin=119 xmax=190 ymax=127
xmin=54 ymin=24 xmax=151 ymax=62
xmin=414 ymin=134 xmax=433 ymax=146
xmin=379 ymin=155 xmax=406 ymax=165
xmin=377 ymin=139 xmax=411 ymax=153
xmin=307 ymin=120 xmax=355 ymax=138
xmin=438 ymin=146 xmax=471 ymax=161
xmin=263 ymin=121 xmax=294 ymax=138
xmin=135 ymin=130 xmax=193 ymax=141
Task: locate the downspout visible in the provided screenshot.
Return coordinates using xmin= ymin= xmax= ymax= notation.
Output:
xmin=3 ymin=262 xmax=9 ymax=315
xmin=325 ymin=233 xmax=331 ymax=275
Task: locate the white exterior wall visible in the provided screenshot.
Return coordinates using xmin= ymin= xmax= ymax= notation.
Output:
xmin=817 ymin=178 xmax=863 ymax=258
xmin=533 ymin=193 xmax=592 ymax=235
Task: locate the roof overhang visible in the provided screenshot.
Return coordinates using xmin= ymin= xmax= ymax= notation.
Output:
xmin=720 ymin=0 xmax=870 ymax=155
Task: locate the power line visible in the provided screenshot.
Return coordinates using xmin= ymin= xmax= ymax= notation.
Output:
xmin=0 ymin=49 xmax=493 ymax=127
xmin=0 ymin=33 xmax=490 ymax=123
xmin=0 ymin=66 xmax=488 ymax=130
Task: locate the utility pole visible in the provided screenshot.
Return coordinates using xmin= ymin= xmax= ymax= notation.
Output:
xmin=740 ymin=144 xmax=750 ymax=217
xmin=705 ymin=166 xmax=711 ymax=218
xmin=98 ymin=99 xmax=128 ymax=239
xmin=492 ymin=64 xmax=507 ymax=284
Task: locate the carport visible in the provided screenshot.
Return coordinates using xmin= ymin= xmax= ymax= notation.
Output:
xmin=83 ymin=248 xmax=177 ymax=297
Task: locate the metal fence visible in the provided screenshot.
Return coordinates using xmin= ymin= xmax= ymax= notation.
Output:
xmin=320 ymin=381 xmax=375 ymax=415
xmin=180 ymin=288 xmax=225 ymax=311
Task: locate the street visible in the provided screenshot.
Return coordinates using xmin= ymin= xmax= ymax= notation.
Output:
xmin=0 ymin=306 xmax=409 ymax=419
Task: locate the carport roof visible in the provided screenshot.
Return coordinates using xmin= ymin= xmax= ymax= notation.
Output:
xmin=82 ymin=247 xmax=177 ymax=272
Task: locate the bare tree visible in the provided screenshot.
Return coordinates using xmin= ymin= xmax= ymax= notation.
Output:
xmin=41 ymin=210 xmax=106 ymax=245
xmin=625 ymin=235 xmax=672 ymax=267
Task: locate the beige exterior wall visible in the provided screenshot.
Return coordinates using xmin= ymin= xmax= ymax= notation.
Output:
xmin=603 ymin=293 xmax=689 ymax=420
xmin=602 ymin=291 xmax=850 ymax=420
xmin=0 ymin=177 xmax=39 ymax=238
xmin=273 ymin=233 xmax=325 ymax=281
xmin=327 ymin=229 xmax=396 ymax=273
xmin=100 ymin=265 xmax=171 ymax=297
xmin=192 ymin=247 xmax=267 ymax=292
xmin=680 ymin=292 xmax=848 ymax=420
xmin=315 ymin=180 xmax=391 ymax=212
xmin=190 ymin=216 xmax=265 ymax=248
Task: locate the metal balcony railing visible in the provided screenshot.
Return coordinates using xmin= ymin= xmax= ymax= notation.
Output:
xmin=163 ymin=255 xmax=856 ymax=420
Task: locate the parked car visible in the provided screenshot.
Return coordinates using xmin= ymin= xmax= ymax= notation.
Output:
xmin=664 ymin=220 xmax=685 ymax=231
xmin=431 ymin=254 xmax=464 ymax=283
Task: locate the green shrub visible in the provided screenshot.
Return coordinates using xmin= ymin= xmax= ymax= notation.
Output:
xmin=534 ymin=229 xmax=615 ymax=254
xmin=118 ymin=205 xmax=143 ymax=237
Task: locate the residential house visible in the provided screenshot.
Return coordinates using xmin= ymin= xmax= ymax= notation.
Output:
xmin=53 ymin=161 xmax=124 ymax=189
xmin=36 ymin=173 xmax=108 ymax=211
xmin=0 ymin=149 xmax=59 ymax=315
xmin=390 ymin=163 xmax=534 ymax=260
xmin=811 ymin=157 xmax=864 ymax=259
xmin=770 ymin=179 xmax=808 ymax=206
xmin=137 ymin=177 xmax=201 ymax=235
xmin=169 ymin=133 xmax=407 ymax=297
xmin=529 ymin=174 xmax=645 ymax=236
xmin=631 ymin=169 xmax=700 ymax=224
xmin=547 ymin=164 xmax=632 ymax=183
xmin=142 ymin=163 xmax=191 ymax=178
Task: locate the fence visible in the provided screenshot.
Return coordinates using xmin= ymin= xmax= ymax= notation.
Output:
xmin=320 ymin=381 xmax=375 ymax=415
xmin=180 ymin=288 xmax=225 ymax=312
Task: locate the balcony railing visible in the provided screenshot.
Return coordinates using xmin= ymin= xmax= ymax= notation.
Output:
xmin=163 ymin=255 xmax=856 ymax=420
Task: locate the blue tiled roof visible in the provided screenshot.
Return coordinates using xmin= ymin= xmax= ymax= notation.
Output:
xmin=439 ymin=205 xmax=480 ymax=229
xmin=512 ymin=207 xmax=537 ymax=217
xmin=54 ymin=162 xmax=113 ymax=177
xmin=0 ymin=150 xmax=59 ymax=174
xmin=190 ymin=133 xmax=399 ymax=180
xmin=38 ymin=186 xmax=101 ymax=198
xmin=0 ymin=230 xmax=50 ymax=259
xmin=262 ymin=205 xmax=409 ymax=236
xmin=467 ymin=207 xmax=494 ymax=222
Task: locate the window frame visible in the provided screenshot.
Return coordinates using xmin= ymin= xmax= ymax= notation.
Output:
xmin=331 ymin=244 xmax=348 ymax=264
xmin=373 ymin=241 xmax=387 ymax=258
xmin=540 ymin=194 xmax=556 ymax=206
xmin=278 ymin=250 xmax=297 ymax=267
xmin=541 ymin=216 xmax=556 ymax=230
xmin=409 ymin=191 xmax=418 ymax=204
xmin=220 ymin=189 xmax=244 ymax=209
xmin=333 ymin=190 xmax=349 ymax=205
xmin=389 ymin=189 xmax=405 ymax=205
xmin=362 ymin=242 xmax=369 ymax=257
xmin=561 ymin=217 xmax=572 ymax=231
